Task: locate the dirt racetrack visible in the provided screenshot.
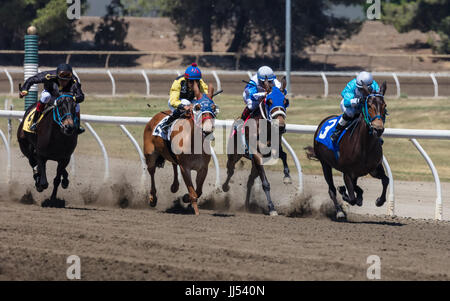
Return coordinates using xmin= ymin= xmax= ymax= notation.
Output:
xmin=0 ymin=152 xmax=449 ymax=280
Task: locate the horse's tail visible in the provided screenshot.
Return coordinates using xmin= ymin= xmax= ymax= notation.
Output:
xmin=304 ymin=146 xmax=319 ymax=161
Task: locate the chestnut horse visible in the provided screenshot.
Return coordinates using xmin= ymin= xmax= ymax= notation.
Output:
xmin=305 ymin=82 xmax=389 ymax=221
xmin=143 ymin=82 xmax=217 ymax=215
xmin=222 ymin=78 xmax=288 ymax=216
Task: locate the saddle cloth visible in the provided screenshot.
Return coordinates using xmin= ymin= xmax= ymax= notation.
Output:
xmin=23 ymin=107 xmax=46 ymax=133
xmin=152 ymin=116 xmax=177 ymax=141
xmin=315 ymin=115 xmax=348 ymax=159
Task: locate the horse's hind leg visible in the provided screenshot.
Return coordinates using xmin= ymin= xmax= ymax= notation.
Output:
xmin=170 ymin=163 xmax=179 ymax=193
xmin=353 ymin=178 xmax=363 ymax=206
xmin=195 ymin=167 xmax=208 ymax=199
xmin=245 ymin=163 xmax=258 ymax=211
xmin=222 ymin=154 xmax=241 ymax=192
xmin=280 ymin=144 xmax=291 ymax=184
xmin=370 ymin=164 xmax=389 ymax=207
xmin=321 ymin=161 xmax=346 ymax=221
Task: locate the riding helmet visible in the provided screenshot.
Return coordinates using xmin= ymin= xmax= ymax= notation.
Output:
xmin=184 ymin=63 xmax=202 ymax=80
xmin=56 ymin=63 xmax=73 ymax=80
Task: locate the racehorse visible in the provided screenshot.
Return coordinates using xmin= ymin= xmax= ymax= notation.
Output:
xmin=305 ymin=82 xmax=389 ymax=221
xmin=143 ymin=81 xmax=218 ymax=215
xmin=17 ymin=94 xmax=79 ymax=207
xmin=222 ymin=77 xmax=289 ymax=216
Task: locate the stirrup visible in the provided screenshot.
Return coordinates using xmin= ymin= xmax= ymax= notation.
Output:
xmin=77 ymin=126 xmax=85 ymax=134
xmin=30 ymin=123 xmax=37 ymax=131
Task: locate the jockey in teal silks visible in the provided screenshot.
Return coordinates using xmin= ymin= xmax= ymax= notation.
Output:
xmin=330 ymin=71 xmax=380 ymax=143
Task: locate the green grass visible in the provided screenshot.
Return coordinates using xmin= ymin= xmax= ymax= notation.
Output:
xmin=1 ymin=94 xmax=449 ymax=182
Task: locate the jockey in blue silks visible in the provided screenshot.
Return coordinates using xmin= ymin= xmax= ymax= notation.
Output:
xmin=240 ymin=66 xmax=286 ymax=122
xmin=330 ymin=71 xmax=380 ymax=143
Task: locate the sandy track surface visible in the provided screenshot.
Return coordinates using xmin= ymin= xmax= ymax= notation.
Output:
xmin=0 ymin=154 xmax=449 ymax=280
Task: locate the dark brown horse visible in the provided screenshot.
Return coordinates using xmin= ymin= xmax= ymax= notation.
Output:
xmin=305 ymin=82 xmax=389 ymax=221
xmin=222 ymin=78 xmax=288 ymax=216
xmin=17 ymin=94 xmax=79 ymax=207
xmin=143 ymin=82 xmax=217 ymax=215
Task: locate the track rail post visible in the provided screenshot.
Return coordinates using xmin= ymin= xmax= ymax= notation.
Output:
xmin=392 ymin=73 xmax=401 ymax=98
xmin=281 ymin=136 xmax=303 ymax=193
xmin=141 ymin=70 xmax=150 ymax=96
xmin=107 ymin=70 xmax=116 ymax=96
xmin=410 ymin=139 xmax=442 ymax=220
xmin=119 ymin=124 xmax=147 ymax=187
xmin=382 ymin=155 xmax=395 ymax=216
xmin=85 ymin=122 xmax=109 ymax=182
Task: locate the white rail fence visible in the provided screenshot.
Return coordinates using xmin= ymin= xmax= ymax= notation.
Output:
xmin=0 ymin=107 xmax=448 ymax=220
xmin=2 ymin=68 xmax=450 ymax=98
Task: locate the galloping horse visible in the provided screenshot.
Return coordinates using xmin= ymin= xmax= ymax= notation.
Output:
xmin=143 ymin=82 xmax=218 ymax=215
xmin=305 ymin=82 xmax=389 ymax=221
xmin=17 ymin=94 xmax=79 ymax=206
xmin=222 ymin=77 xmax=289 ymax=216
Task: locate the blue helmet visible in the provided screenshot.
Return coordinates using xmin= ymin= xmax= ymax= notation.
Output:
xmin=184 ymin=63 xmax=202 ymax=80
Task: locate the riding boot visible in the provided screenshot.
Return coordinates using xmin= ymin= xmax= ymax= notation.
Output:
xmin=30 ymin=102 xmax=45 ymax=131
xmin=331 ymin=114 xmax=351 ymax=143
xmin=162 ymin=109 xmax=182 ymax=132
xmin=75 ymin=111 xmax=85 ymax=134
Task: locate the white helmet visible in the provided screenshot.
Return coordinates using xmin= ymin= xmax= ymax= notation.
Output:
xmin=356 ymin=71 xmax=373 ymax=88
xmin=257 ymin=66 xmax=276 ymax=82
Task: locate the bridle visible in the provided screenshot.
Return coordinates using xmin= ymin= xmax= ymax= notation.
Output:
xmin=362 ymin=93 xmax=387 ymax=134
xmin=52 ymin=94 xmax=76 ymax=128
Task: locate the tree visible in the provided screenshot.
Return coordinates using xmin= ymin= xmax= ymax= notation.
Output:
xmin=158 ymin=0 xmax=363 ymax=54
xmin=0 ymin=0 xmax=88 ymax=50
xmin=382 ymin=0 xmax=450 ymax=53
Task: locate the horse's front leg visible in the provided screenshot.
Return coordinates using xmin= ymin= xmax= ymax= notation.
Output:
xmin=253 ymin=155 xmax=277 ymax=216
xmin=343 ymin=173 xmax=357 ymax=206
xmin=280 ymin=144 xmax=291 ymax=184
xmin=35 ymin=156 xmax=48 ymax=192
xmin=179 ymin=165 xmax=199 ymax=215
xmin=370 ymin=164 xmax=389 ymax=207
xmin=245 ymin=163 xmax=258 ymax=211
xmin=50 ymin=158 xmax=70 ymax=204
xmin=171 ymin=163 xmax=179 ymax=193
xmin=195 ymin=166 xmax=208 ymax=199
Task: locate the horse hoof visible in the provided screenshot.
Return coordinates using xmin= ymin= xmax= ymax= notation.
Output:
xmin=182 ymin=194 xmax=190 ymax=204
xmin=62 ymin=179 xmax=69 ymax=189
xmin=222 ymin=183 xmax=230 ymax=192
xmin=170 ymin=183 xmax=179 ymax=193
xmin=269 ymin=210 xmax=278 ymax=216
xmin=336 ymin=211 xmax=347 ymax=221
xmin=148 ymin=195 xmax=157 ymax=207
xmin=35 ymin=185 xmax=44 ymax=193
xmin=41 ymin=183 xmax=48 ymax=190
xmin=356 ymin=198 xmax=363 ymax=206
xmin=376 ymin=197 xmax=386 ymax=207
xmin=283 ymin=176 xmax=292 ymax=184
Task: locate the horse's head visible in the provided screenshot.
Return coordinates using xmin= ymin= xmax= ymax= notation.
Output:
xmin=193 ymin=82 xmax=218 ymax=137
xmin=361 ymin=81 xmax=388 ymax=137
xmin=53 ymin=94 xmax=77 ymax=136
xmin=263 ymin=76 xmax=288 ymax=133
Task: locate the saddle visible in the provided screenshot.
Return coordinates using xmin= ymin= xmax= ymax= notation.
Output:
xmin=23 ymin=105 xmax=54 ymax=134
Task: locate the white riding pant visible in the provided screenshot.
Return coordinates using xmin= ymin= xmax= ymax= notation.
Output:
xmin=40 ymin=90 xmax=80 ymax=113
xmin=338 ymin=99 xmax=360 ymax=126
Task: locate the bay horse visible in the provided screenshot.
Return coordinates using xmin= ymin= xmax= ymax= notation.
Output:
xmin=222 ymin=78 xmax=288 ymax=216
xmin=17 ymin=94 xmax=79 ymax=207
xmin=143 ymin=81 xmax=217 ymax=215
xmin=305 ymin=82 xmax=389 ymax=221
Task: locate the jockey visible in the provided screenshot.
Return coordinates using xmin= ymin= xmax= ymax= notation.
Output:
xmin=239 ymin=66 xmax=286 ymax=122
xmin=161 ymin=63 xmax=208 ymax=131
xmin=19 ymin=63 xmax=85 ymax=134
xmin=330 ymin=71 xmax=380 ymax=143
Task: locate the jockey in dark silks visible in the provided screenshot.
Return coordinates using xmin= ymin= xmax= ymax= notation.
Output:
xmin=19 ymin=63 xmax=85 ymax=134
xmin=330 ymin=71 xmax=380 ymax=143
xmin=161 ymin=63 xmax=209 ymax=131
